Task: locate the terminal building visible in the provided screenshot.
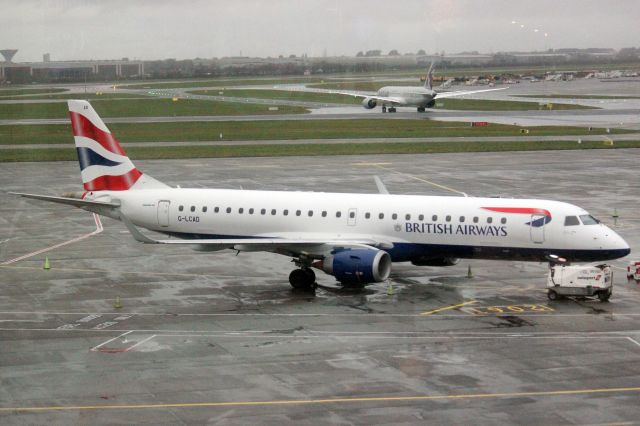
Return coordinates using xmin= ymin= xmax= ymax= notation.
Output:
xmin=0 ymin=49 xmax=144 ymax=83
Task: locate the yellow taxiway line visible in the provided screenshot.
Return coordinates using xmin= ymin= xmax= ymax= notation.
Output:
xmin=2 ymin=386 xmax=640 ymax=412
xmin=420 ymin=300 xmax=478 ymax=316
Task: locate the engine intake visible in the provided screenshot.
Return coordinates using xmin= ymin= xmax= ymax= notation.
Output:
xmin=362 ymin=97 xmax=377 ymax=109
xmin=318 ymin=249 xmax=391 ymax=284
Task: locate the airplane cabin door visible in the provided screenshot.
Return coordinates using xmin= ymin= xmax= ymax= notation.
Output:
xmin=529 ymin=214 xmax=545 ymax=243
xmin=347 ymin=208 xmax=357 ymax=226
xmin=157 ymin=200 xmax=170 ymax=227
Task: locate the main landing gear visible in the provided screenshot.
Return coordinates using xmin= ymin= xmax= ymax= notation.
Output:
xmin=381 ymin=106 xmax=396 ymax=113
xmin=417 ymin=107 xmax=426 ymax=112
xmin=289 ymin=268 xmax=317 ymax=290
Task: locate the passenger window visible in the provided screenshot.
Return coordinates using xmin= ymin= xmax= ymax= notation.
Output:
xmin=579 ymin=214 xmax=599 ymax=225
xmin=459 ymin=216 xmax=465 ymax=223
xmin=202 ymin=206 xmax=207 ymax=213
xmin=296 ymin=210 xmax=301 ymax=216
xmin=322 ymin=211 xmax=327 ymax=217
xmin=261 ymin=208 xmax=266 ymax=215
xmin=191 ymin=206 xmax=196 ymax=212
xmin=432 ymin=215 xmax=437 ymax=221
xmin=179 ymin=205 xmax=184 ymax=212
xmin=238 ymin=208 xmax=243 ymax=214
xmin=226 ymin=207 xmax=232 ymax=213
xmin=214 ymin=207 xmax=220 ymax=213
xmin=392 ymin=213 xmax=398 ymax=220
xmin=336 ymin=211 xmax=342 ymax=218
xmin=473 ymin=217 xmax=478 ymax=223
xmin=283 ymin=209 xmax=289 ymax=216
xmin=379 ymin=213 xmax=384 ymax=219
xmin=271 ymin=209 xmax=276 ymax=215
xmin=419 ymin=214 xmax=424 ymax=221
xmin=349 ymin=211 xmax=355 ymax=219
xmin=249 ymin=208 xmax=254 ymax=214
xmin=308 ymin=210 xmax=313 ymax=217
xmin=501 ymin=218 xmax=507 ymax=224
xmin=487 ymin=217 xmax=493 ymax=224
xmin=446 ymin=215 xmax=451 ymax=222
xmin=365 ymin=212 xmax=371 ymax=219
xmin=405 ymin=214 xmax=411 ymax=220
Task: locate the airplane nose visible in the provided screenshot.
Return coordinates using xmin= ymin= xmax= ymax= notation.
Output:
xmin=604 ymin=227 xmax=631 ymax=258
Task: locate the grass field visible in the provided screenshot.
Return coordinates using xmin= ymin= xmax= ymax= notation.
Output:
xmin=2 ymin=140 xmax=638 ymax=162
xmin=190 ymin=89 xmax=361 ymax=104
xmin=515 ymin=94 xmax=640 ymax=100
xmin=434 ymin=98 xmax=595 ymax=110
xmin=308 ymin=81 xmax=414 ymax=91
xmin=0 ymin=98 xmax=309 ymax=120
xmin=0 ymin=88 xmax=68 ymax=97
xmin=121 ymin=77 xmax=326 ymax=90
xmin=0 ymin=92 xmax=149 ymax=100
xmin=0 ymin=119 xmax=629 ymax=146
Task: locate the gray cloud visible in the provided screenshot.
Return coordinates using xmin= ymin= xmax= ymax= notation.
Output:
xmin=1 ymin=0 xmax=638 ymax=62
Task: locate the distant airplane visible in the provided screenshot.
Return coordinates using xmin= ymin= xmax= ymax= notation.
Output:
xmin=334 ymin=63 xmax=508 ymax=113
xmin=12 ymin=101 xmax=630 ymax=290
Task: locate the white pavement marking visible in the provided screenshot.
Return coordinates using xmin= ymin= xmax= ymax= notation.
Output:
xmin=90 ymin=331 xmax=133 ymax=352
xmin=1 ymin=214 xmax=103 ymax=265
xmin=124 ymin=334 xmax=157 ymax=352
xmin=627 ymin=336 xmax=640 ymax=347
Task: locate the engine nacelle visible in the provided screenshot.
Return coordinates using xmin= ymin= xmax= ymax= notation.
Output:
xmin=362 ymin=97 xmax=377 ymax=109
xmin=411 ymin=257 xmax=459 ymax=267
xmin=318 ymin=249 xmax=391 ymax=284
xmin=426 ymin=99 xmax=436 ymax=108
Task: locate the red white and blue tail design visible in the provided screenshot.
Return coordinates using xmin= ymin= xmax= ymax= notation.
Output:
xmin=68 ymin=100 xmax=167 ymax=191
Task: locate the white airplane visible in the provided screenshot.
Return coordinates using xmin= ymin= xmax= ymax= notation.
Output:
xmin=333 ymin=63 xmax=508 ymax=113
xmin=12 ymin=100 xmax=630 ymax=290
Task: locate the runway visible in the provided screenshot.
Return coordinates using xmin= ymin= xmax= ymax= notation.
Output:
xmin=1 ymin=150 xmax=639 ymax=424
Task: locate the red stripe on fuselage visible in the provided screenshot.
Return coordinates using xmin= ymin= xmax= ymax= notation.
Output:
xmin=482 ymin=207 xmax=551 ymax=217
xmin=83 ymin=168 xmax=142 ymax=191
xmin=69 ymin=111 xmax=126 ymax=156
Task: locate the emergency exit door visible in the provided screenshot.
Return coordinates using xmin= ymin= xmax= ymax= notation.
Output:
xmin=529 ymin=214 xmax=545 ymax=243
xmin=157 ymin=200 xmax=170 ymax=227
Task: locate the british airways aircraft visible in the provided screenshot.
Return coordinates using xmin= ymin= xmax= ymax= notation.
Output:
xmin=332 ymin=63 xmax=508 ymax=113
xmin=12 ymin=100 xmax=630 ymax=290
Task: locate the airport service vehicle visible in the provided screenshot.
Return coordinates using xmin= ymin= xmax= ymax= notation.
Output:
xmin=12 ymin=101 xmax=630 ymax=290
xmin=547 ymin=264 xmax=613 ymax=301
xmin=627 ymin=261 xmax=640 ymax=281
xmin=332 ymin=63 xmax=507 ymax=113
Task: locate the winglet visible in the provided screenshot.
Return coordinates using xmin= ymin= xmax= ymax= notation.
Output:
xmin=373 ymin=176 xmax=390 ymax=194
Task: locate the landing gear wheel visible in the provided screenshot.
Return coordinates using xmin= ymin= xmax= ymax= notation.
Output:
xmin=598 ymin=290 xmax=611 ymax=302
xmin=388 ymin=107 xmax=397 ymax=113
xmin=382 ymin=106 xmax=387 ymax=113
xmin=417 ymin=107 xmax=425 ymax=112
xmin=547 ymin=289 xmax=559 ymax=301
xmin=289 ymin=268 xmax=316 ymax=290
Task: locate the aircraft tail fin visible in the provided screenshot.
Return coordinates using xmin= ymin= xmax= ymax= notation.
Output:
xmin=68 ymin=100 xmax=168 ymax=191
xmin=424 ymin=61 xmax=435 ymax=90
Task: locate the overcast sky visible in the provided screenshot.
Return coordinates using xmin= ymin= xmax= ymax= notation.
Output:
xmin=1 ymin=0 xmax=638 ymax=62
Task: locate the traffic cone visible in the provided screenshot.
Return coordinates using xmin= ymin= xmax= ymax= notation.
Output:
xmin=387 ymin=281 xmax=394 ymax=296
xmin=43 ymin=256 xmax=50 ymax=270
xmin=613 ymin=208 xmax=619 ymax=226
xmin=114 ymin=296 xmax=122 ymax=309
xmin=467 ymin=265 xmax=473 ymax=278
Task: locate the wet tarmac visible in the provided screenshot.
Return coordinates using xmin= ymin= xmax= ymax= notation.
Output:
xmin=1 ymin=150 xmax=639 ymax=424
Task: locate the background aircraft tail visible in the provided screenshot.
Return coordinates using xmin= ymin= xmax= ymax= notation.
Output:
xmin=423 ymin=62 xmax=435 ymax=90
xmin=68 ymin=100 xmax=167 ymax=191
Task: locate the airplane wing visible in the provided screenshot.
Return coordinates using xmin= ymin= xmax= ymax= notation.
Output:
xmin=324 ymin=90 xmax=406 ymax=105
xmin=10 ymin=192 xmax=121 ymax=219
xmin=434 ymin=86 xmax=508 ymax=98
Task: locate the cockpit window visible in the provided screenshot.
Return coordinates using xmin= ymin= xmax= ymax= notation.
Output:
xmin=579 ymin=214 xmax=599 ymax=225
xmin=564 ymin=216 xmax=580 ymax=226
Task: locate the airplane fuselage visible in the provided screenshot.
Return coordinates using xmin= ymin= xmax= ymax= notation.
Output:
xmin=97 ymin=188 xmax=630 ymax=264
xmin=376 ymin=86 xmax=437 ymax=107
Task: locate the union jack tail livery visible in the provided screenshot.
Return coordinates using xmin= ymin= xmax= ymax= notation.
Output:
xmin=68 ymin=100 xmax=167 ymax=191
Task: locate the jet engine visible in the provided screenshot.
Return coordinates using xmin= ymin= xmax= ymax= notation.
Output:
xmin=317 ymin=248 xmax=391 ymax=285
xmin=426 ymin=99 xmax=436 ymax=108
xmin=362 ymin=98 xmax=377 ymax=109
xmin=411 ymin=257 xmax=459 ymax=267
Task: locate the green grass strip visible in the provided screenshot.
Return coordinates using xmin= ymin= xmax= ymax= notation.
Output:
xmin=3 ymin=140 xmax=638 ymax=162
